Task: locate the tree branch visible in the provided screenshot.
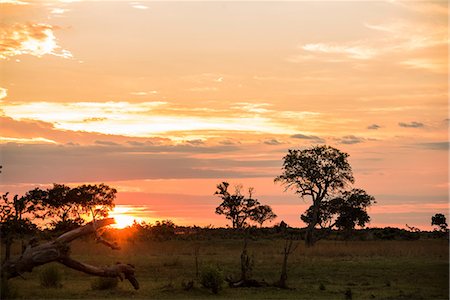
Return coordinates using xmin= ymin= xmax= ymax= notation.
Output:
xmin=1 ymin=218 xmax=139 ymax=289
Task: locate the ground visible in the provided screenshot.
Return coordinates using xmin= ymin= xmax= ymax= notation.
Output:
xmin=4 ymin=239 xmax=449 ymax=299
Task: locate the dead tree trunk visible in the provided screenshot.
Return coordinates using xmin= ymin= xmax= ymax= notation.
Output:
xmin=226 ymin=238 xmax=268 ymax=288
xmin=0 ymin=218 xmax=139 ymax=290
xmin=274 ymin=238 xmax=298 ymax=289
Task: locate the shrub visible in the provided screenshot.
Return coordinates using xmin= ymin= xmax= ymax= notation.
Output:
xmin=39 ymin=264 xmax=62 ymax=288
xmin=200 ymin=265 xmax=223 ymax=294
xmin=91 ymin=277 xmax=119 ymax=290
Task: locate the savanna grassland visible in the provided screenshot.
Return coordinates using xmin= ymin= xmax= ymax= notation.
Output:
xmin=4 ymin=238 xmax=449 ymax=300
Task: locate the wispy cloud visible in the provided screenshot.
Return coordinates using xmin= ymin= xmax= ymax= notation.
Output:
xmin=290 ymin=133 xmax=325 ymax=143
xmin=0 ymin=23 xmax=72 ymax=59
xmin=130 ymin=2 xmax=148 ymax=10
xmin=264 ymin=139 xmax=283 ymax=146
xmin=415 ymin=141 xmax=449 ymax=151
xmin=399 ymin=121 xmax=424 ymax=128
xmin=0 ymin=0 xmax=28 ymax=4
xmin=337 ymin=135 xmax=365 ymax=145
xmin=367 ymin=124 xmax=381 ymax=130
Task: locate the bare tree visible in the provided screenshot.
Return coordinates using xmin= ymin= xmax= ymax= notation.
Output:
xmin=1 ymin=218 xmax=139 ymax=289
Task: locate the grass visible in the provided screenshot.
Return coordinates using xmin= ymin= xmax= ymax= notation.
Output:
xmin=4 ymin=239 xmax=449 ymax=299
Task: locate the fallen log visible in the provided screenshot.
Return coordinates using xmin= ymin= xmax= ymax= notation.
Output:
xmin=1 ymin=218 xmax=139 ymax=290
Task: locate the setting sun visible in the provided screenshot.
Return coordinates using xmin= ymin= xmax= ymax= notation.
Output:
xmin=109 ymin=206 xmax=142 ymax=229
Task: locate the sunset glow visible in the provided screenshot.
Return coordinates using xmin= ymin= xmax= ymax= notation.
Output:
xmin=0 ymin=0 xmax=448 ymax=230
xmin=109 ymin=205 xmax=144 ymax=229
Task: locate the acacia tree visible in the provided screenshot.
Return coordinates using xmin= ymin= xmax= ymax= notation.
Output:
xmin=215 ymin=182 xmax=276 ymax=228
xmin=252 ymin=205 xmax=277 ymax=227
xmin=431 ymin=213 xmax=448 ymax=232
xmin=27 ymin=183 xmax=116 ymax=230
xmin=301 ymin=188 xmax=375 ymax=238
xmin=275 ymin=145 xmax=355 ymax=246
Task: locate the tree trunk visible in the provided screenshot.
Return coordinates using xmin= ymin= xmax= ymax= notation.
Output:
xmin=305 ymin=202 xmax=320 ymax=247
xmin=2 ymin=239 xmax=12 ymax=264
xmin=0 ymin=218 xmax=139 ymax=290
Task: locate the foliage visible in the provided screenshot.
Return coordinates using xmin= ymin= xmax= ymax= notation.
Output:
xmin=215 ymin=182 xmax=276 ymax=228
xmin=39 ymin=264 xmax=62 ymax=288
xmin=0 ymin=192 xmax=40 ymax=261
xmin=200 ymin=265 xmax=224 ymax=294
xmin=91 ymin=277 xmax=119 ymax=290
xmin=26 ymin=183 xmax=116 ymax=229
xmin=431 ymin=213 xmax=448 ymax=232
xmin=252 ymin=205 xmax=277 ymax=227
xmin=275 ymin=146 xmax=375 ymax=246
xmin=301 ymin=189 xmax=375 ymax=234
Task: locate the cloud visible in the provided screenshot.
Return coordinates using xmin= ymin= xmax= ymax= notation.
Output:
xmin=185 ymin=139 xmax=205 ymax=146
xmin=416 ymin=142 xmax=449 ymax=151
xmin=0 ymin=87 xmax=7 ymax=99
xmin=290 ymin=133 xmax=325 ymax=143
xmin=0 ymin=0 xmax=28 ymax=4
xmin=367 ymin=124 xmax=381 ymax=130
xmin=337 ymin=135 xmax=365 ymax=145
xmin=0 ymin=23 xmax=72 ymax=59
xmin=264 ymin=139 xmax=282 ymax=146
xmin=95 ymin=140 xmax=120 ymax=146
xmin=0 ymin=143 xmax=276 ymax=184
xmin=398 ymin=121 xmax=424 ymax=128
xmin=1 ymin=101 xmax=298 ymax=137
xmin=130 ymin=2 xmax=148 ymax=10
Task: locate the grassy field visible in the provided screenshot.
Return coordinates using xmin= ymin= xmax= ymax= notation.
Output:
xmin=4 ymin=238 xmax=449 ymax=299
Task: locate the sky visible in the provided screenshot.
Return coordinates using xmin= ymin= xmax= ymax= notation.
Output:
xmin=0 ymin=0 xmax=448 ymax=230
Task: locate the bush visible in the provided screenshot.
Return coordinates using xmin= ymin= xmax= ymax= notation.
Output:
xmin=91 ymin=277 xmax=119 ymax=290
xmin=200 ymin=265 xmax=223 ymax=294
xmin=39 ymin=264 xmax=62 ymax=288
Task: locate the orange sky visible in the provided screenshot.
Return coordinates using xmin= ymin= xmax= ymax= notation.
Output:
xmin=0 ymin=0 xmax=448 ymax=230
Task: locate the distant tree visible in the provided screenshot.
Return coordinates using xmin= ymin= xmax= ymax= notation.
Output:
xmin=251 ymin=205 xmax=277 ymax=227
xmin=0 ymin=193 xmax=41 ymax=262
xmin=27 ymin=183 xmax=116 ymax=230
xmin=275 ymin=145 xmax=354 ymax=246
xmin=301 ymin=188 xmax=375 ymax=238
xmin=431 ymin=213 xmax=448 ymax=232
xmin=214 ymin=182 xmax=276 ymax=228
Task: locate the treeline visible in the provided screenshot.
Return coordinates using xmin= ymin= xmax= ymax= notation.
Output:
xmin=103 ymin=221 xmax=447 ymax=242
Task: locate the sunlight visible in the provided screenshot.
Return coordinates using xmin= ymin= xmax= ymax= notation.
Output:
xmin=112 ymin=214 xmax=137 ymax=229
xmin=109 ymin=206 xmax=142 ymax=229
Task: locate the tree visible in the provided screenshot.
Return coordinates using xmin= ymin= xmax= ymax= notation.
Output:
xmin=301 ymin=188 xmax=375 ymax=238
xmin=251 ymin=205 xmax=277 ymax=227
xmin=1 ymin=218 xmax=139 ymax=290
xmin=275 ymin=145 xmax=355 ymax=246
xmin=214 ymin=182 xmax=276 ymax=228
xmin=431 ymin=213 xmax=448 ymax=232
xmin=0 ymin=193 xmax=40 ymax=262
xmin=27 ymin=183 xmax=116 ymax=230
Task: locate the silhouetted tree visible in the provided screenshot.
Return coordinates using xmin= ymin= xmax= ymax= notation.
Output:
xmin=431 ymin=213 xmax=448 ymax=232
xmin=301 ymin=188 xmax=375 ymax=238
xmin=275 ymin=145 xmax=354 ymax=246
xmin=0 ymin=193 xmax=41 ymax=262
xmin=27 ymin=183 xmax=116 ymax=230
xmin=214 ymin=182 xmax=276 ymax=228
xmin=251 ymin=205 xmax=277 ymax=227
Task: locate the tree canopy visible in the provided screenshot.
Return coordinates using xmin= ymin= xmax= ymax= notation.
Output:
xmin=215 ymin=182 xmax=276 ymax=228
xmin=431 ymin=213 xmax=448 ymax=232
xmin=275 ymin=145 xmax=373 ymax=246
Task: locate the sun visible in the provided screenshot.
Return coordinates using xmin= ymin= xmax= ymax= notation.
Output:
xmin=112 ymin=214 xmax=137 ymax=229
xmin=109 ymin=206 xmax=142 ymax=229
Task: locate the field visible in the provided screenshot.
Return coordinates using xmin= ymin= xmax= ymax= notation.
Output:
xmin=4 ymin=238 xmax=449 ymax=300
